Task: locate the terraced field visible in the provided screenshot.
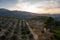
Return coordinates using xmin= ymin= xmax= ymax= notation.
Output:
xmin=0 ymin=17 xmax=34 ymax=40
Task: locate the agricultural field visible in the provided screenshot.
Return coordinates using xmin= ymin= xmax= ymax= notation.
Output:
xmin=0 ymin=16 xmax=60 ymax=40
xmin=0 ymin=16 xmax=34 ymax=40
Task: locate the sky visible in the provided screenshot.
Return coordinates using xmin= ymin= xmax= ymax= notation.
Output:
xmin=0 ymin=0 xmax=60 ymax=13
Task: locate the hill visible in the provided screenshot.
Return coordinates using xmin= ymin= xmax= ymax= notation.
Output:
xmin=0 ymin=8 xmax=60 ymax=18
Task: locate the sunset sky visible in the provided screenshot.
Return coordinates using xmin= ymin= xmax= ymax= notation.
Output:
xmin=0 ymin=0 xmax=60 ymax=13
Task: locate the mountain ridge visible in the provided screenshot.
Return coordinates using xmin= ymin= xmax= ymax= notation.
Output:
xmin=0 ymin=8 xmax=60 ymax=18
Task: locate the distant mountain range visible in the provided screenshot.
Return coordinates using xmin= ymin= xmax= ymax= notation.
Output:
xmin=0 ymin=8 xmax=60 ymax=18
xmin=0 ymin=8 xmax=36 ymax=18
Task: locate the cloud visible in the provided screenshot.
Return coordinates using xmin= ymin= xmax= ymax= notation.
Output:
xmin=0 ymin=0 xmax=18 ymax=8
xmin=21 ymin=0 xmax=60 ymax=8
xmin=0 ymin=0 xmax=60 ymax=13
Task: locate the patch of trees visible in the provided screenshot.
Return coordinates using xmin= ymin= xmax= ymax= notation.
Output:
xmin=44 ymin=17 xmax=60 ymax=40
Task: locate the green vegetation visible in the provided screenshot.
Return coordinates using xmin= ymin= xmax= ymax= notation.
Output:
xmin=30 ymin=16 xmax=60 ymax=40
xmin=30 ymin=16 xmax=48 ymax=21
xmin=0 ymin=35 xmax=5 ymax=40
xmin=44 ymin=17 xmax=55 ymax=29
xmin=11 ymin=35 xmax=17 ymax=40
xmin=52 ymin=29 xmax=60 ymax=40
xmin=43 ymin=16 xmax=60 ymax=40
xmin=0 ymin=15 xmax=60 ymax=40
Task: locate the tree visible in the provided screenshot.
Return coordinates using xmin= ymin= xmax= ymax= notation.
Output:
xmin=44 ymin=17 xmax=54 ymax=29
